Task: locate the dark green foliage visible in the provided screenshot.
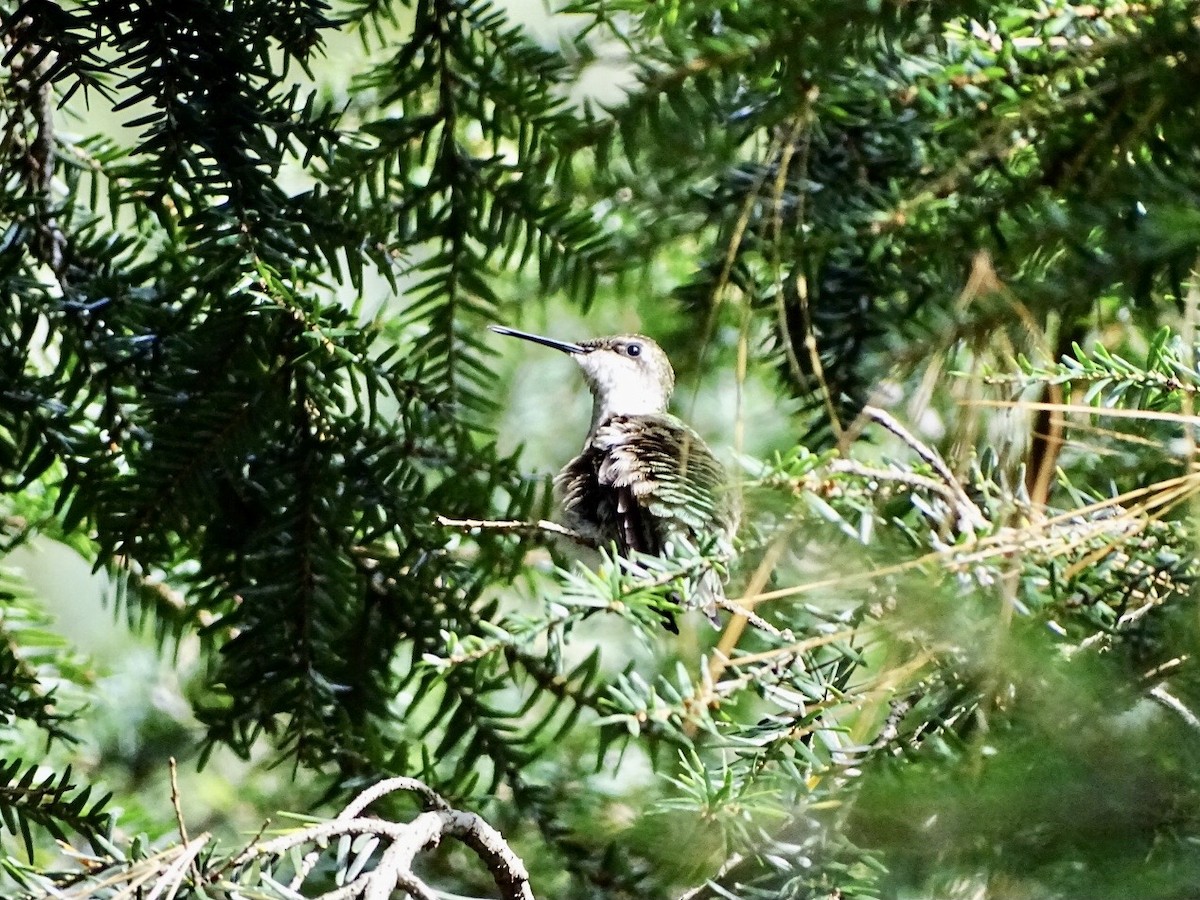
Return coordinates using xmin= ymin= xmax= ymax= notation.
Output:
xmin=2 ymin=0 xmax=599 ymax=855
xmin=0 ymin=570 xmax=78 ymax=743
xmin=564 ymin=0 xmax=1200 ymax=441
xmin=4 ymin=1 xmax=1200 ymax=898
xmin=0 ymin=568 xmax=112 ymax=858
xmin=0 ymin=761 xmax=111 ymax=859
xmin=1 ymin=0 xmax=589 ymax=779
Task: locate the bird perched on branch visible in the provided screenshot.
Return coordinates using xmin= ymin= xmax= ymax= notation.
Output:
xmin=490 ymin=325 xmax=736 ymax=631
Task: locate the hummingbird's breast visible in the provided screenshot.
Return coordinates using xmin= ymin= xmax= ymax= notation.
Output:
xmin=555 ymin=413 xmax=734 ymax=558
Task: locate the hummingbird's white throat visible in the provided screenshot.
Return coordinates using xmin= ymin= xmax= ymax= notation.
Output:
xmin=576 ymin=351 xmax=672 ymax=430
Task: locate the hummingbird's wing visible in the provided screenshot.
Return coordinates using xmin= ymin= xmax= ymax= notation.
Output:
xmin=557 ymin=414 xmax=733 ymax=633
xmin=557 ymin=414 xmax=734 ymax=557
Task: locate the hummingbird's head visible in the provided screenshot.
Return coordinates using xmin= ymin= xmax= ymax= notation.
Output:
xmin=489 ymin=326 xmax=676 ymax=418
xmin=575 ymin=334 xmax=675 ymax=414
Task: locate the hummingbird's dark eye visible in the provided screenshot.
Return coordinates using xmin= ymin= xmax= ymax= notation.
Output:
xmin=626 ymin=343 xmax=642 ymax=357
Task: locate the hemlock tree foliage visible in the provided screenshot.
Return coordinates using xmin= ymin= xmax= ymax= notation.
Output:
xmin=3 ymin=0 xmax=1200 ymax=897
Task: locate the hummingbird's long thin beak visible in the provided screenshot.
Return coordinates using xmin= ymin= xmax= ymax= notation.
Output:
xmin=488 ymin=325 xmax=587 ymax=354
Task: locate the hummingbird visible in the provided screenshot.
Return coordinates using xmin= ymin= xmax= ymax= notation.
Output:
xmin=490 ymin=325 xmax=736 ymax=632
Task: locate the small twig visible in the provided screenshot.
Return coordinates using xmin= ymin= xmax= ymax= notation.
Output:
xmin=248 ymin=779 xmax=534 ymax=900
xmin=677 ymin=852 xmax=745 ymax=900
xmin=254 ymin=817 xmax=422 ymax=860
xmin=339 ymin=776 xmax=450 ymax=818
xmin=713 ymin=596 xmax=788 ymax=639
xmin=721 ymin=627 xmax=860 ymax=669
xmin=363 ymin=825 xmax=440 ymax=900
xmin=167 ymin=758 xmax=201 ymax=885
xmin=309 ymin=873 xmax=373 ymax=900
xmin=1149 ymin=683 xmax=1200 ymax=733
xmin=290 ymin=777 xmax=441 ymax=892
xmin=289 ymin=776 xmax=445 ymax=889
xmin=870 ymin=698 xmax=913 ymax=751
xmin=860 ymin=405 xmax=987 ymax=532
xmin=436 ymin=515 xmax=596 ymax=548
xmin=145 ymin=832 xmax=210 ymax=900
xmin=441 ymin=809 xmax=534 ymax=900
xmin=391 ymin=872 xmax=438 ymax=900
xmin=209 ymin=816 xmax=272 ymax=881
xmin=1143 ymin=656 xmax=1189 ymax=680
xmin=769 ymin=114 xmax=823 ymax=419
xmin=168 ymin=759 xmax=189 ymax=847
xmin=827 ymin=458 xmax=969 ymax=508
xmin=861 ymin=406 xmax=958 ymax=489
xmin=735 ymin=474 xmax=1183 ymax=608
xmin=682 ymin=532 xmax=795 ymax=738
xmin=682 ymin=124 xmax=783 ymax=424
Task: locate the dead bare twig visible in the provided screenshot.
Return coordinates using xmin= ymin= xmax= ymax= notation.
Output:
xmin=242 ymin=777 xmax=535 ymax=900
xmin=167 ymin=758 xmax=201 ymax=887
xmin=437 ymin=514 xmax=596 ymax=548
xmin=860 ymin=405 xmax=988 ymax=532
xmin=49 ymin=777 xmax=534 ymax=900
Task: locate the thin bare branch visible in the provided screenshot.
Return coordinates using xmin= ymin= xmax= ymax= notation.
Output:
xmin=860 ymin=405 xmax=988 ymax=532
xmin=437 ymin=515 xmax=596 ymax=548
xmin=166 ymin=758 xmax=200 ymax=886
xmin=1149 ymin=683 xmax=1200 ymax=733
xmin=248 ymin=779 xmax=534 ymax=900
